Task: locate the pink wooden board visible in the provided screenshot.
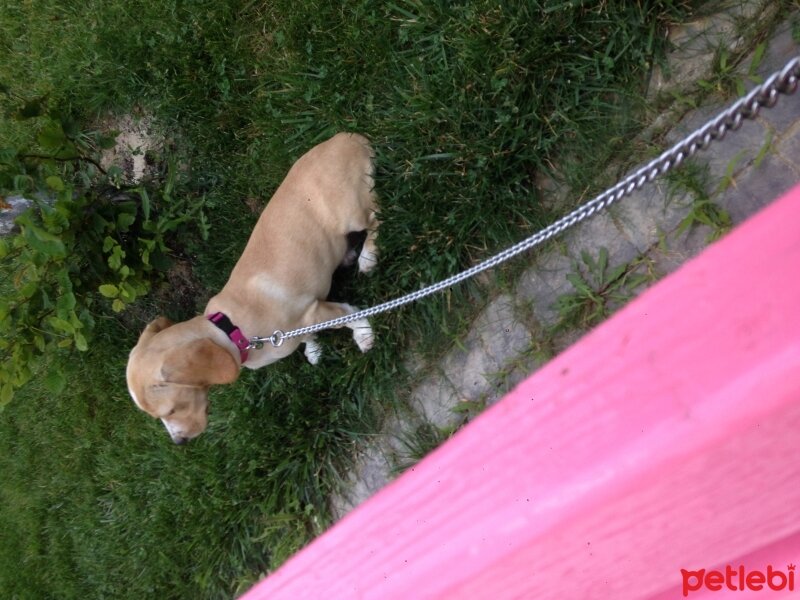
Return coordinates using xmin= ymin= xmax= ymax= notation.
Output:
xmin=242 ymin=183 xmax=800 ymax=599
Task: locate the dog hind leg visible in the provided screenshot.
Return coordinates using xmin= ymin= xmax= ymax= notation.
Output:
xmin=307 ymin=301 xmax=374 ymax=352
xmin=358 ymin=210 xmax=379 ymax=275
xmin=303 ymin=336 xmax=323 ymax=365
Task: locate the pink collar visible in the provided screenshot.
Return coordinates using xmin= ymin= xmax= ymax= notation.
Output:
xmin=207 ymin=312 xmax=250 ymax=364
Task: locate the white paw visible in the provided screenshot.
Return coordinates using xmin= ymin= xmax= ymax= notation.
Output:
xmin=350 ymin=318 xmax=375 ymax=352
xmin=304 ymin=338 xmax=323 ymax=365
xmin=358 ymin=248 xmax=378 ymax=274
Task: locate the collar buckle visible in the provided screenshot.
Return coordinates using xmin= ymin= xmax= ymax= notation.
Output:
xmin=207 ymin=312 xmax=250 ymax=364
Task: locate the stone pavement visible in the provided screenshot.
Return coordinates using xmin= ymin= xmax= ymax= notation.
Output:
xmin=331 ymin=4 xmax=800 ymax=519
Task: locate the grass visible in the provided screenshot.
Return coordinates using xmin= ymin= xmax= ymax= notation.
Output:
xmin=393 ymin=421 xmax=455 ymax=474
xmin=1 ymin=1 xmax=697 ymax=597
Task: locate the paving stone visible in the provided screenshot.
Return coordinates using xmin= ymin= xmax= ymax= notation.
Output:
xmin=432 ymin=295 xmax=531 ymax=410
xmin=535 ymin=170 xmax=571 ymax=214
xmin=328 ymin=409 xmax=417 ymax=520
xmin=486 ymin=355 xmax=544 ymax=407
xmin=436 ymin=295 xmax=533 ymax=405
xmin=522 ymin=284 xmax=565 ymax=328
xmin=474 ymin=295 xmax=532 ymax=372
xmin=648 ymin=222 xmax=713 ymax=277
xmin=440 ymin=335 xmax=494 ymax=402
xmin=718 ymin=181 xmax=767 ymax=226
xmin=563 ymin=210 xmax=641 ymax=270
xmin=648 ymin=1 xmax=762 ymax=97
xmin=664 ymin=102 xmax=771 ymax=189
xmin=524 ymin=212 xmax=643 ymax=324
xmin=516 ymin=251 xmax=573 ymax=326
xmin=410 ymin=376 xmax=461 ymax=429
xmin=610 ymin=181 xmax=692 ymax=252
xmin=775 ymin=120 xmax=800 ymax=173
xmin=724 ymin=153 xmax=799 ymax=223
xmin=756 ymin=89 xmax=800 ymax=136
xmin=537 ymin=249 xmax=574 ymax=292
xmin=330 ymin=439 xmax=394 ymax=519
xmin=402 ymin=353 xmax=426 ymax=379
xmin=702 ymin=117 xmax=769 ymax=183
xmin=752 ymin=19 xmax=798 ymax=79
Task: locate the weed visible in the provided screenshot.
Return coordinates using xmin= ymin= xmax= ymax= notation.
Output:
xmin=676 ymin=198 xmax=732 ymax=242
xmin=393 ymin=421 xmax=454 ymax=474
xmin=752 ymin=128 xmax=775 ymax=169
xmin=553 ymin=248 xmax=653 ymax=331
xmin=697 ymin=46 xmax=742 ymax=97
xmin=698 ymin=40 xmax=770 ymax=98
xmin=667 ymin=161 xmax=732 ymax=242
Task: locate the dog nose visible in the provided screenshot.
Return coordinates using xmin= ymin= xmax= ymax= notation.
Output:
xmin=173 ymin=436 xmax=188 ymax=446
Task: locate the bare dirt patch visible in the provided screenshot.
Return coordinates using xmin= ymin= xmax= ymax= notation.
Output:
xmin=97 ymin=112 xmax=163 ymax=184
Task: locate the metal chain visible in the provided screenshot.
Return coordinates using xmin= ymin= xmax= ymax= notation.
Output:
xmin=252 ymin=55 xmax=800 ymax=349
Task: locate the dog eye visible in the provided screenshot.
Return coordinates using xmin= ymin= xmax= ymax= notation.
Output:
xmin=167 ymin=408 xmax=176 ymax=416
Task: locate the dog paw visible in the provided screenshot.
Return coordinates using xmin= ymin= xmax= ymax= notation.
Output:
xmin=351 ymin=319 xmax=375 ymax=352
xmin=358 ymin=248 xmax=378 ymax=274
xmin=304 ymin=338 xmax=323 ymax=365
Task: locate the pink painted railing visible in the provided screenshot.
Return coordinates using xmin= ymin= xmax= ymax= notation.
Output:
xmin=242 ymin=183 xmax=800 ymax=600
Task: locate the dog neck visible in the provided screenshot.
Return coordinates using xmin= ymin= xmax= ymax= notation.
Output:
xmin=206 ymin=312 xmax=250 ymax=365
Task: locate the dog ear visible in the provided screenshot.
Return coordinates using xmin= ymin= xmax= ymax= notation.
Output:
xmin=160 ymin=339 xmax=239 ymax=387
xmin=136 ymin=316 xmax=174 ymax=346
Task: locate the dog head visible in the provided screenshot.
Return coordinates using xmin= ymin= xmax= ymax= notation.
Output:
xmin=126 ymin=316 xmax=239 ymax=444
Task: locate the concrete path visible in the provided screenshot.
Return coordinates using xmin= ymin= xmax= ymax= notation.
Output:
xmin=332 ymin=4 xmax=800 ymax=518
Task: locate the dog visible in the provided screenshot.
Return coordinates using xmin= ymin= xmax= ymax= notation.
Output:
xmin=126 ymin=133 xmax=379 ymax=444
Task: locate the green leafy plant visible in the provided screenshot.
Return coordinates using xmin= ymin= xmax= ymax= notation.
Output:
xmin=697 ymin=46 xmax=746 ymax=97
xmin=675 ymin=198 xmax=732 ymax=242
xmin=553 ymin=248 xmax=652 ymax=331
xmin=695 ymin=32 xmax=768 ymax=98
xmin=667 ymin=161 xmax=732 ymax=242
xmin=0 ymin=113 xmax=208 ymax=407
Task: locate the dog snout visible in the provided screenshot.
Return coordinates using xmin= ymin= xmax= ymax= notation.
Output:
xmin=173 ymin=435 xmax=189 ymax=446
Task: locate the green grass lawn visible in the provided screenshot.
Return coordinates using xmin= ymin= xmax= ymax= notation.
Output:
xmin=1 ymin=1 xmax=695 ymax=597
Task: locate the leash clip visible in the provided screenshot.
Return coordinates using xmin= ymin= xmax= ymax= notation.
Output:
xmin=249 ymin=330 xmax=285 ymax=349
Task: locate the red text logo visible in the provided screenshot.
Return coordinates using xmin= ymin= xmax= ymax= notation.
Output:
xmin=682 ymin=564 xmax=796 ymax=596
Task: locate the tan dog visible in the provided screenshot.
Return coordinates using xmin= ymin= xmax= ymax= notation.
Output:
xmin=126 ymin=133 xmax=378 ymax=444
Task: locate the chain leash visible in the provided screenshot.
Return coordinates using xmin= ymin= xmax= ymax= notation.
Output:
xmin=250 ymin=55 xmax=800 ymax=349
